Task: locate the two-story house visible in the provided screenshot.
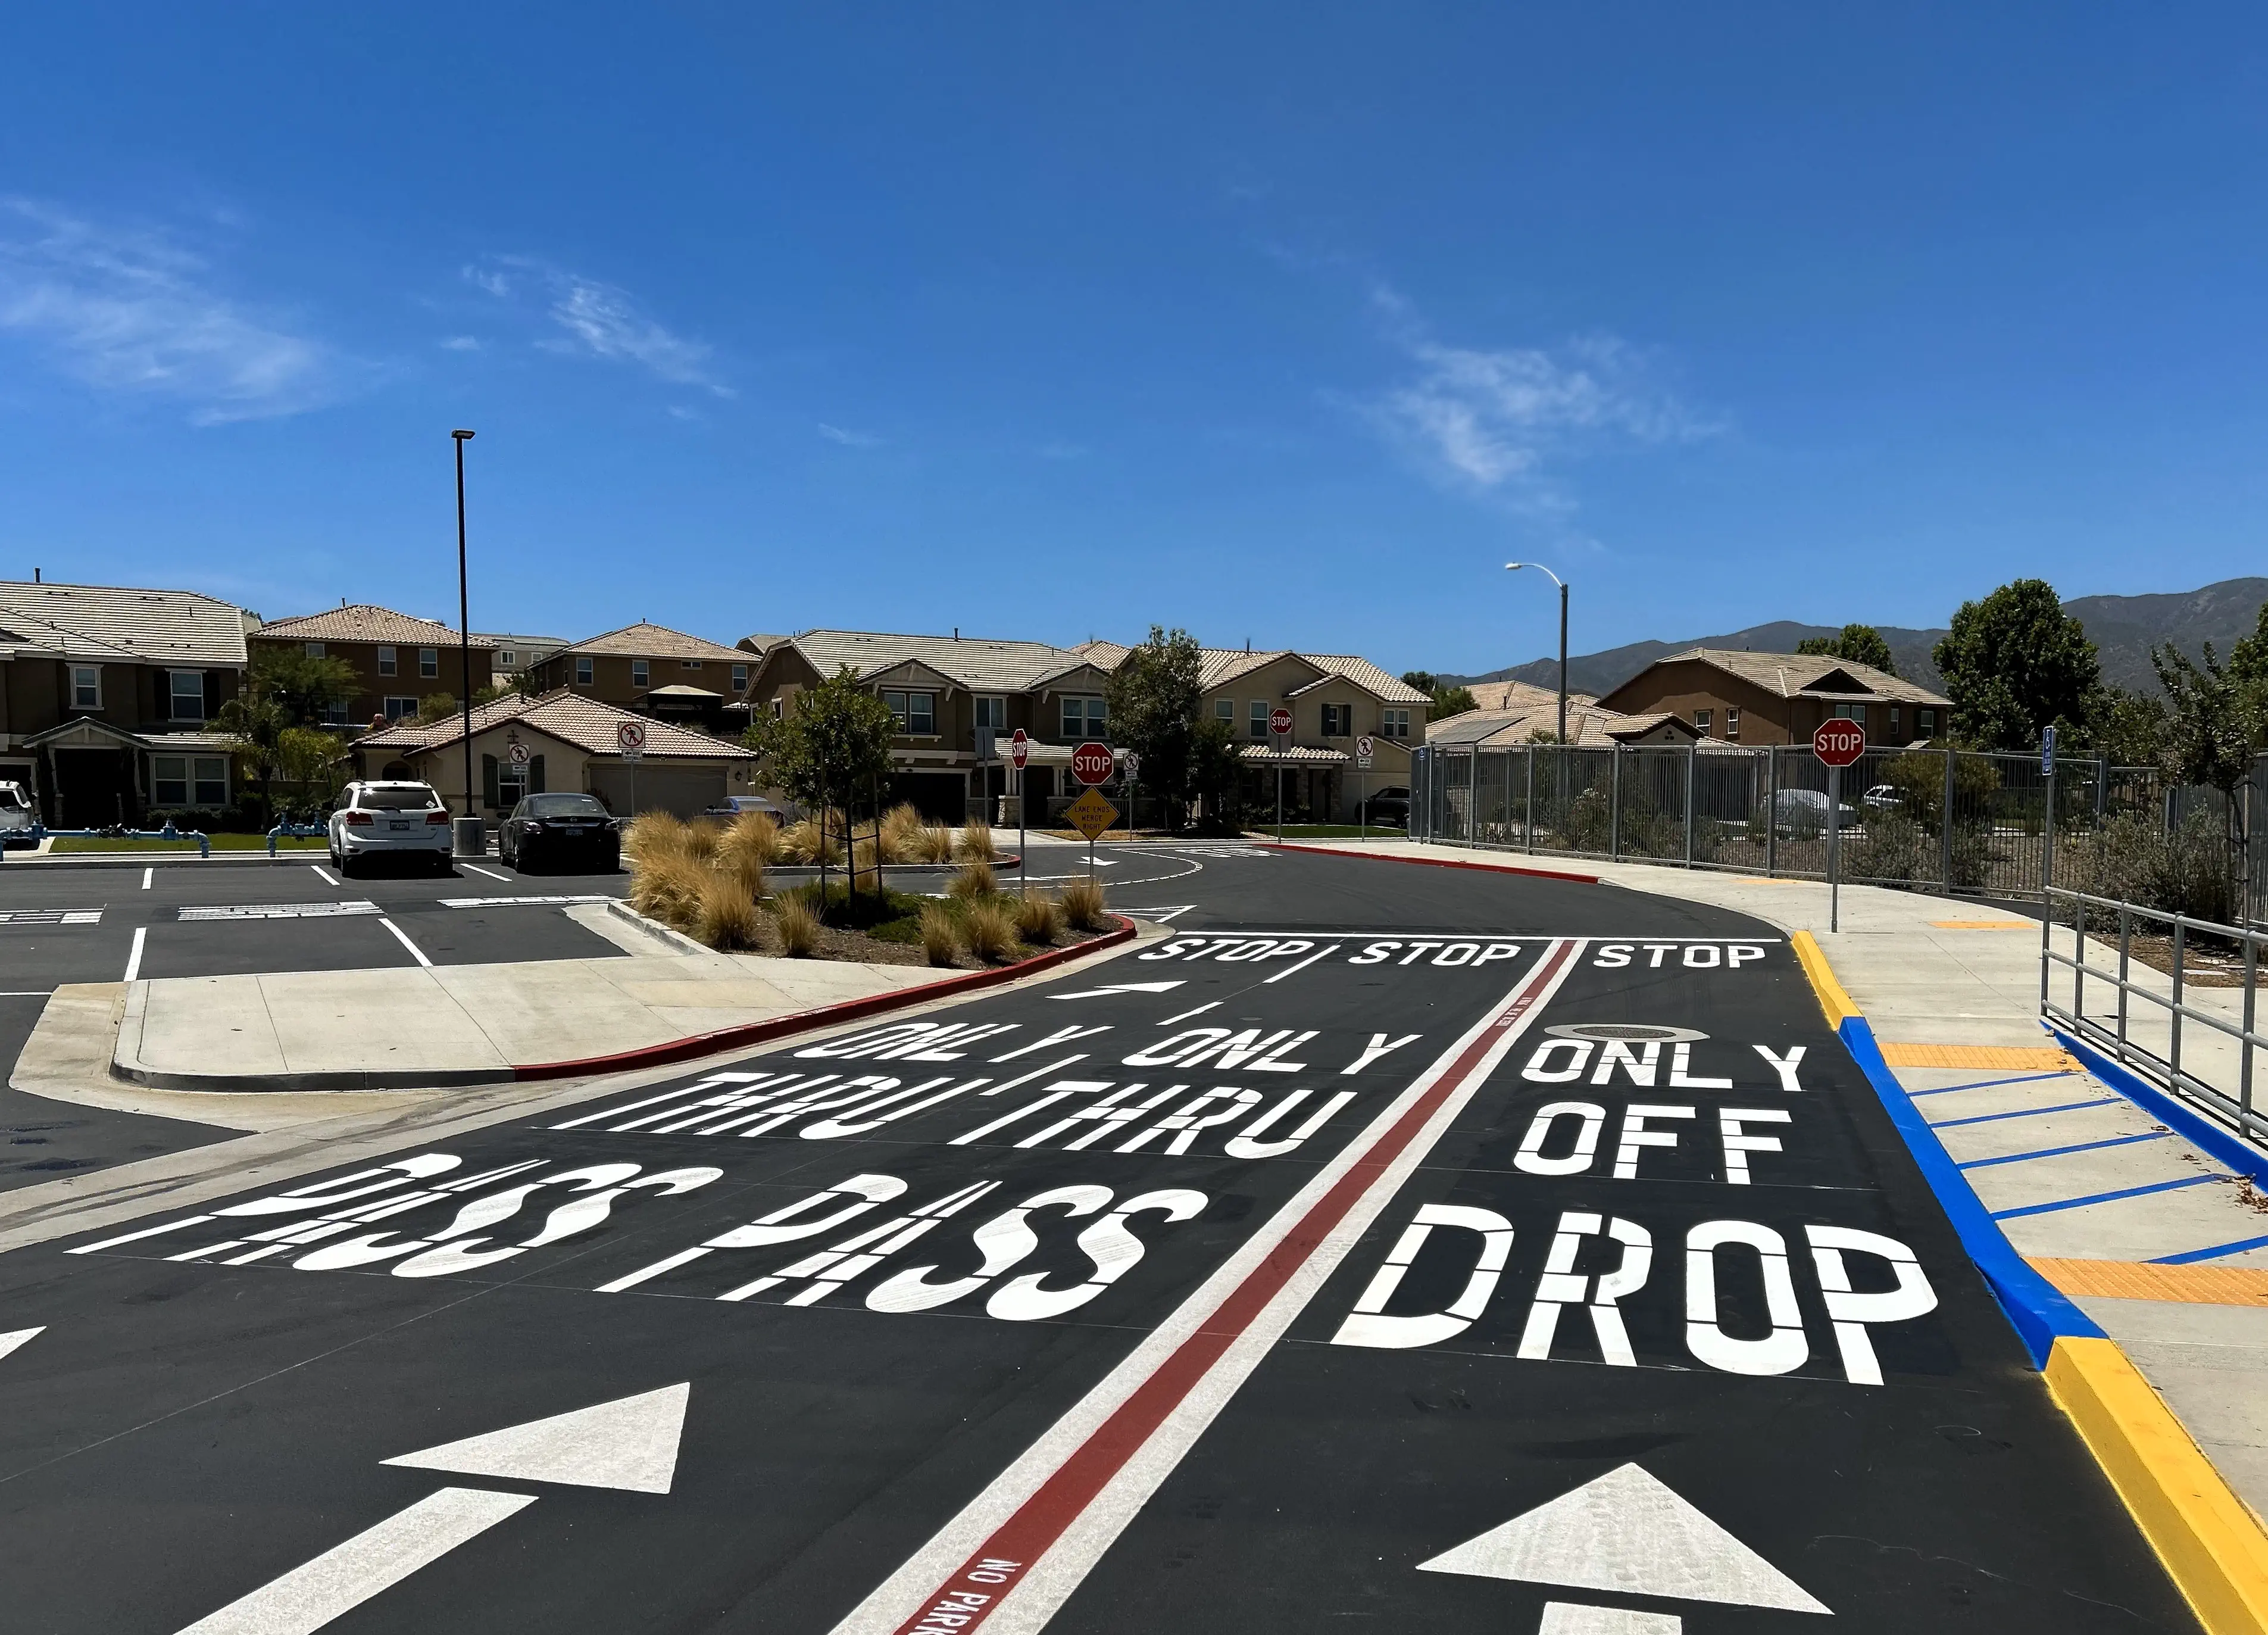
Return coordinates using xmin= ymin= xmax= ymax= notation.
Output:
xmin=477 ymin=632 xmax=568 ymax=692
xmin=0 ymin=578 xmax=249 ymax=827
xmin=524 ymin=622 xmax=755 ymax=731
xmin=247 ymin=605 xmax=493 ymax=731
xmin=742 ymin=629 xmax=1118 ymax=819
xmin=1595 ymin=649 xmax=1953 ymax=747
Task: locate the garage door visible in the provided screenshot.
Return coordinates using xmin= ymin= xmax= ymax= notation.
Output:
xmin=588 ymin=763 xmax=727 ymax=819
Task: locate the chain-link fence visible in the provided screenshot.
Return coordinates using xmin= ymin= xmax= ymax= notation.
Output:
xmin=1413 ymin=742 xmax=2264 ymax=915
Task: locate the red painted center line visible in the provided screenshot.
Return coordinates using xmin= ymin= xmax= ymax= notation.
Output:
xmin=837 ymin=937 xmax=1586 ymax=1635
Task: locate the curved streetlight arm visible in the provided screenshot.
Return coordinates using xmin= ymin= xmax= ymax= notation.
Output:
xmin=1504 ymin=562 xmax=1570 ymax=745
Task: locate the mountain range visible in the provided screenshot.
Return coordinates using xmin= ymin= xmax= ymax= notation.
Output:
xmin=1443 ymin=577 xmax=2268 ymax=700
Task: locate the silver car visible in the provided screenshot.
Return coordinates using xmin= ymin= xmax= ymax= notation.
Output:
xmin=328 ymin=781 xmax=454 ymax=875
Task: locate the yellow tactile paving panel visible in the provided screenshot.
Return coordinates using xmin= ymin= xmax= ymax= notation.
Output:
xmin=1877 ymin=1042 xmax=2078 ymax=1069
xmin=2032 ymin=1259 xmax=2268 ymax=1308
xmin=1930 ymin=919 xmax=2038 ymax=930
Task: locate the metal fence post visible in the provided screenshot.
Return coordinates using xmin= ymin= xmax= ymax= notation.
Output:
xmin=2172 ymin=917 xmax=2186 ymax=1089
xmin=1610 ymin=745 xmax=1623 ymax=862
xmin=1766 ymin=745 xmax=1779 ymax=876
xmin=1940 ymin=747 xmax=1955 ymax=891
xmin=1684 ymin=741 xmax=1697 ymax=867
xmin=1525 ymin=747 xmax=1536 ymax=853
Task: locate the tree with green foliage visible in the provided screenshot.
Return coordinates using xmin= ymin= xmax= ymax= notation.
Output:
xmin=764 ymin=666 xmax=898 ymax=891
xmin=2094 ymin=688 xmax=2170 ymax=769
xmin=1401 ymin=671 xmax=1478 ymax=720
xmin=215 ymin=692 xmax=290 ymax=822
xmin=1932 ymin=579 xmax=2101 ymax=751
xmin=1102 ymin=626 xmax=1210 ymax=831
xmin=2153 ymin=639 xmax=2258 ymax=903
xmin=412 ymin=692 xmax=460 ymax=727
xmin=1794 ymin=623 xmax=1898 ymax=676
xmin=276 ymin=726 xmax=348 ymax=818
xmin=250 ymin=648 xmax=358 ymax=729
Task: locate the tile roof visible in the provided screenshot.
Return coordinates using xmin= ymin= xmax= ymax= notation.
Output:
xmin=1466 ymin=678 xmax=1600 ymax=714
xmin=254 ymin=604 xmax=479 ymax=647
xmin=1630 ymin=648 xmax=1951 ymax=707
xmin=1075 ymin=640 xmax=1430 ymax=704
xmin=784 ymin=629 xmax=1104 ymax=693
xmin=1425 ymin=703 xmax=1701 ymax=749
xmin=353 ymin=689 xmax=755 ymax=760
xmin=566 ymin=622 xmax=749 ymax=663
xmin=0 ymin=579 xmax=249 ymax=666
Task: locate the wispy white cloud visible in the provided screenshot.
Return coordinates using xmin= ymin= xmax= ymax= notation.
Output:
xmin=467 ymin=258 xmax=729 ymax=395
xmin=817 ymin=422 xmax=880 ymax=447
xmin=438 ymin=334 xmax=483 ymax=352
xmin=0 ymin=199 xmax=345 ymax=423
xmin=1367 ymin=285 xmax=1716 ymax=497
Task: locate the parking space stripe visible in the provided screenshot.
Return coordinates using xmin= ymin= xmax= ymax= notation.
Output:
xmin=1958 ymin=1131 xmax=2171 ymax=1169
xmin=123 ymin=926 xmax=145 ymax=983
xmin=1928 ymin=1098 xmax=2121 ymax=1128
xmin=310 ymin=865 xmax=338 ymax=885
xmin=1992 ymin=1174 xmax=2228 ymax=1220
xmin=378 ymin=918 xmax=433 ymax=968
xmin=2152 ymin=1235 xmax=2268 ymax=1268
xmin=1907 ymin=1071 xmax=2087 ymax=1099
xmin=459 ymin=862 xmax=510 ymax=882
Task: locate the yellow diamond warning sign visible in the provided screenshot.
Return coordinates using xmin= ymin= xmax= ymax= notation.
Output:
xmin=1063 ymin=787 xmax=1120 ymax=841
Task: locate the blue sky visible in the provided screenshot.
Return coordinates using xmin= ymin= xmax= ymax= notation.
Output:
xmin=2 ymin=6 xmax=2264 ymax=676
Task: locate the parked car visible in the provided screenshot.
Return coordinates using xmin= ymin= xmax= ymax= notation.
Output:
xmin=701 ymin=795 xmax=785 ymax=823
xmin=328 ymin=781 xmax=453 ymax=875
xmin=1771 ymin=788 xmax=1858 ymax=834
xmin=1861 ymin=784 xmax=1904 ymax=812
xmin=1362 ymin=786 xmax=1411 ymax=828
xmin=0 ymin=782 xmax=33 ymax=848
xmin=502 ymin=792 xmax=623 ymax=873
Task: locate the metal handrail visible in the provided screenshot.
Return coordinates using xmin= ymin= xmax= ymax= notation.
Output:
xmin=2042 ymin=886 xmax=2264 ymax=1144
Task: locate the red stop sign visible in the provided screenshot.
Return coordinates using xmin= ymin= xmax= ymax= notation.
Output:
xmin=1813 ymin=719 xmax=1866 ymax=767
xmin=1268 ymin=706 xmax=1293 ymax=738
xmin=1071 ymin=741 xmax=1115 ymax=786
xmin=1009 ymin=728 xmax=1029 ymax=769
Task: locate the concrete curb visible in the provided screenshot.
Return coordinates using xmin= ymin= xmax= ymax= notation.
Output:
xmin=602 ymin=896 xmax=711 ymax=956
xmin=5 ymin=851 xmax=333 ymax=870
xmin=1792 ymin=928 xmax=2268 ymax=1634
xmin=1259 ymin=840 xmax=1600 ymax=885
xmin=109 ymin=916 xmax=1140 ymax=1095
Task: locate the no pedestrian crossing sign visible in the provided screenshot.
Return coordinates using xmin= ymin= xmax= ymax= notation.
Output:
xmin=507 ymin=742 xmax=529 ymax=767
xmin=1063 ymin=787 xmax=1119 ymax=840
xmin=1071 ymin=741 xmax=1114 ymax=787
xmin=1811 ymin=719 xmax=1864 ymax=768
xmin=617 ymin=721 xmax=648 ymax=761
xmin=1356 ymin=735 xmax=1374 ymax=769
xmin=1009 ymin=728 xmax=1029 ymax=769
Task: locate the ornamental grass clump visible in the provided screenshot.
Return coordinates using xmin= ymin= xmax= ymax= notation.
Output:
xmin=1060 ymin=878 xmax=1107 ymax=931
xmin=880 ymin=803 xmax=927 ymax=864
xmin=1014 ymin=890 xmax=1061 ymax=946
xmin=919 ymin=901 xmax=960 ymax=966
xmin=718 ymin=810 xmax=781 ymax=870
xmin=682 ymin=819 xmax=724 ymax=863
xmin=773 ymin=892 xmax=821 ymax=957
xmin=694 ymin=870 xmax=762 ymax=951
xmin=781 ymin=815 xmax=842 ymax=866
xmin=961 ymin=900 xmax=1018 ymax=963
xmin=949 ymin=858 xmax=997 ymax=899
xmin=917 ymin=823 xmax=954 ymax=863
xmin=957 ymin=819 xmax=995 ymax=862
xmin=628 ymin=850 xmax=708 ymax=931
xmin=623 ymin=810 xmax=692 ymax=865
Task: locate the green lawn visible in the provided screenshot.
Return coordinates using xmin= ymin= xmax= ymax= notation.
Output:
xmin=49 ymin=834 xmax=328 ymax=853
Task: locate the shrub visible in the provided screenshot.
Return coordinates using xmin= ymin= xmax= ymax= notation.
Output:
xmin=880 ymin=803 xmax=927 ymax=863
xmin=628 ymin=850 xmax=707 ymax=931
xmin=958 ymin=819 xmax=995 ymax=862
xmin=1846 ymin=812 xmax=1926 ymax=885
xmin=719 ymin=810 xmax=780 ymax=870
xmin=852 ymin=832 xmax=883 ymax=877
xmin=919 ymin=901 xmax=960 ymax=966
xmin=695 ymin=870 xmax=762 ymax=951
xmin=1061 ymin=878 xmax=1107 ymax=931
xmin=949 ymin=859 xmax=997 ymax=898
xmin=1014 ymin=891 xmax=1062 ymax=945
xmin=2066 ymin=810 xmax=2238 ymax=924
xmin=682 ymin=819 xmax=723 ymax=863
xmin=623 ymin=810 xmax=692 ymax=865
xmin=773 ymin=892 xmax=821 ymax=956
xmin=917 ymin=823 xmax=954 ymax=863
xmin=962 ymin=900 xmax=1018 ymax=962
xmin=781 ymin=815 xmax=842 ymax=866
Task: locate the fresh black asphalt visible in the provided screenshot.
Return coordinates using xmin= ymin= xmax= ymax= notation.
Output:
xmin=0 ymin=847 xmax=2203 ymax=1632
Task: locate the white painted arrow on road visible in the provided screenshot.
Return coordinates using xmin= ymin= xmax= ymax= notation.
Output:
xmin=1048 ymin=981 xmax=1185 ymax=1000
xmin=174 ymin=1384 xmax=691 ymax=1635
xmin=0 ymin=1326 xmax=43 ymax=1362
xmin=1417 ymin=1463 xmax=1829 ymax=1617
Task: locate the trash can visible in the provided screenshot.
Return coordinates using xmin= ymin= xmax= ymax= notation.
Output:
xmin=452 ymin=816 xmax=485 ymax=858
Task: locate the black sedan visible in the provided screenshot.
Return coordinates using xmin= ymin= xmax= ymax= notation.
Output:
xmin=499 ymin=792 xmax=622 ymax=873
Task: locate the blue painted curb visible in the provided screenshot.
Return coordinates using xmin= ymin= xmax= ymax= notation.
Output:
xmin=1838 ymin=1014 xmax=2103 ymax=1368
xmin=2051 ymin=1028 xmax=2268 ymax=1188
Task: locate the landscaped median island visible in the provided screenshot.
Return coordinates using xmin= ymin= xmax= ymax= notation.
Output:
xmin=624 ymin=804 xmax=1114 ymax=968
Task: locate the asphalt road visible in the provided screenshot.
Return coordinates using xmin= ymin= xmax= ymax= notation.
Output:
xmin=0 ymin=848 xmax=2198 ymax=1633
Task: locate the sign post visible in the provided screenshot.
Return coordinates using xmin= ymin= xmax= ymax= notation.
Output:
xmin=1813 ymin=718 xmax=1866 ymax=933
xmin=1121 ymin=750 xmax=1141 ymax=839
xmin=1071 ymin=740 xmax=1114 ymax=884
xmin=1355 ymin=734 xmax=1374 ymax=840
xmin=616 ymin=720 xmax=647 ymax=820
xmin=1009 ymin=728 xmax=1030 ymax=892
xmin=1269 ymin=706 xmax=1293 ymax=842
xmin=2042 ymin=725 xmax=2057 ymax=898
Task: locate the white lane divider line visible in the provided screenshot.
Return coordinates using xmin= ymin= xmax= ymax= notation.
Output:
xmin=0 ymin=909 xmax=103 ymax=925
xmin=179 ymin=901 xmax=380 ymax=921
xmin=458 ymin=862 xmax=511 ymax=882
xmin=172 ymin=1486 xmax=536 ymax=1635
xmin=310 ymin=864 xmax=338 ymax=886
xmin=831 ymin=938 xmax=1589 ymax=1635
xmin=141 ymin=866 xmax=153 ymax=890
xmin=379 ymin=918 xmax=433 ymax=968
xmin=123 ymin=926 xmax=146 ymax=983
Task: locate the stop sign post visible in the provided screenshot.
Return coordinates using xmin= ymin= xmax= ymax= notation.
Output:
xmin=1813 ymin=719 xmax=1866 ymax=932
xmin=1008 ymin=729 xmax=1030 ymax=890
xmin=1268 ymin=707 xmax=1294 ymax=841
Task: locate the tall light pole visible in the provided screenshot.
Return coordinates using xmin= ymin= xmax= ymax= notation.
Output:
xmin=1505 ymin=562 xmax=1568 ymax=744
xmin=452 ymin=430 xmax=477 ymax=845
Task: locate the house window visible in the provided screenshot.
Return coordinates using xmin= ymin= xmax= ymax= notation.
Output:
xmin=153 ymin=757 xmax=187 ymax=806
xmin=384 ymin=696 xmax=418 ymax=720
xmin=732 ymin=664 xmax=748 ymax=692
xmin=1917 ymin=708 xmax=1938 ymax=740
xmin=1322 ymin=703 xmax=1352 ymax=738
xmin=194 ymin=756 xmax=227 ymax=806
xmin=305 ymin=642 xmax=325 ymax=658
xmin=1695 ymin=709 xmax=1711 ymax=737
xmin=1725 ymin=708 xmax=1741 ymax=741
xmin=885 ymin=691 xmax=937 ymax=735
xmin=1061 ymin=696 xmax=1106 ymax=738
xmin=576 ymin=657 xmax=595 ymax=685
xmin=1833 ymin=703 xmax=1867 ymax=728
xmin=632 ymin=660 xmax=650 ymax=687
xmin=321 ymin=700 xmax=351 ymax=727
xmin=377 ymin=646 xmax=397 ymax=677
xmin=71 ymin=665 xmax=101 ymax=709
xmin=1249 ymin=700 xmax=1269 ymax=740
xmin=170 ymin=670 xmax=205 ymax=722
xmin=1889 ymin=706 xmax=1902 ymax=740
xmin=683 ymin=659 xmax=701 ymax=670
xmin=497 ymin=648 xmax=516 ymax=668
xmin=1380 ymin=708 xmax=1411 ymax=741
xmin=1215 ymin=698 xmax=1233 ymax=723
xmin=974 ymin=695 xmax=1007 ymax=731
xmin=418 ymin=647 xmax=439 ymax=679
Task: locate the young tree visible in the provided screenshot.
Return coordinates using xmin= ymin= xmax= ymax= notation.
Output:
xmin=252 ymin=648 xmax=358 ymax=728
xmin=1932 ymin=579 xmax=2101 ymax=751
xmin=216 ymin=692 xmax=290 ymax=823
xmin=1102 ymin=626 xmax=1205 ymax=831
xmin=276 ymin=726 xmax=348 ymax=818
xmin=2093 ymin=688 xmax=2170 ymax=770
xmin=769 ymin=667 xmax=897 ymax=894
xmin=1188 ymin=714 xmax=1244 ymax=834
xmin=1795 ymin=623 xmax=1898 ymax=676
xmin=412 ymin=692 xmax=460 ymax=727
xmin=2154 ymin=641 xmax=2257 ymax=906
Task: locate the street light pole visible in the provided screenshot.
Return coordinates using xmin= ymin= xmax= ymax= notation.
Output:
xmin=452 ymin=430 xmax=477 ymax=840
xmin=1505 ymin=562 xmax=1569 ymax=745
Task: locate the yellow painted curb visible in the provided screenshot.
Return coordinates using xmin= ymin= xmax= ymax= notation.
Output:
xmin=1789 ymin=929 xmax=1858 ymax=1025
xmin=2048 ymin=1336 xmax=2268 ymax=1633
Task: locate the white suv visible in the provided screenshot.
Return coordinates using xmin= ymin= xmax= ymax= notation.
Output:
xmin=329 ymin=781 xmax=454 ymax=875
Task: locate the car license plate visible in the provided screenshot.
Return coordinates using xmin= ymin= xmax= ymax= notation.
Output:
xmin=389 ymin=821 xmax=411 ymax=832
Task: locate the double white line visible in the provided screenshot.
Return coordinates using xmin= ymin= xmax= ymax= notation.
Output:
xmin=833 ymin=937 xmax=1589 ymax=1635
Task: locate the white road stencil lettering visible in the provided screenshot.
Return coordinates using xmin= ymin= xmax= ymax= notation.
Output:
xmin=0 ymin=909 xmax=102 ymax=925
xmin=179 ymin=900 xmax=380 ymax=921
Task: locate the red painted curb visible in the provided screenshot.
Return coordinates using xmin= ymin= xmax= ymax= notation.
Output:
xmin=1261 ymin=840 xmax=1599 ymax=886
xmin=512 ymin=915 xmax=1138 ymax=1083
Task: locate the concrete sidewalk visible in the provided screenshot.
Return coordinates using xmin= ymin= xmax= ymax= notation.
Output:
xmin=1294 ymin=837 xmax=2268 ymax=1523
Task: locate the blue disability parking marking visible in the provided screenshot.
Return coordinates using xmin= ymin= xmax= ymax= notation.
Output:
xmin=1907 ymin=1071 xmax=2086 ymax=1100
xmin=2151 ymin=1233 xmax=2268 ymax=1266
xmin=1958 ymin=1131 xmax=2171 ymax=1170
xmin=1992 ymin=1174 xmax=2229 ymax=1221
xmin=1928 ymin=1098 xmax=2120 ymax=1129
